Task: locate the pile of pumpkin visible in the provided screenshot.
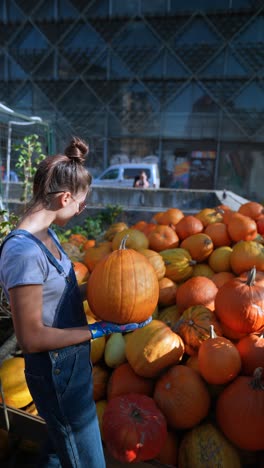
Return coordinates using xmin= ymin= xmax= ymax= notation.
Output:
xmin=1 ymin=200 xmax=264 ymax=466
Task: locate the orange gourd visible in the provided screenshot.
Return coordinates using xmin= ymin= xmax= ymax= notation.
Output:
xmin=159 ymin=248 xmax=196 ymax=282
xmin=230 ymin=240 xmax=264 ymax=275
xmin=195 ymin=208 xmax=223 ymax=227
xmin=72 ymin=261 xmax=89 ymax=284
xmin=174 ymin=305 xmax=223 ymax=355
xmin=138 ymin=248 xmax=166 ymax=280
xmin=83 ymin=241 xmax=112 ymax=272
xmin=181 ymin=233 xmax=214 ymax=262
xmin=125 ymin=319 xmax=184 ymax=378
xmin=238 ymin=201 xmax=264 ymax=220
xmin=111 ymin=228 xmax=149 ymax=251
xmin=227 ymin=212 xmax=258 ymax=242
xmin=204 ymin=222 xmax=231 ymax=247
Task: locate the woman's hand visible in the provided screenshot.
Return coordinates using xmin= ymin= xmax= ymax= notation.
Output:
xmin=88 ymin=316 xmax=152 ymax=339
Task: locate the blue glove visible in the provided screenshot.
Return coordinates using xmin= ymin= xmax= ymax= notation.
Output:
xmin=89 ymin=315 xmax=152 ymax=339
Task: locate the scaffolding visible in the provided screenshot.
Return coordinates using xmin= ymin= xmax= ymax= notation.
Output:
xmin=0 ymin=103 xmax=53 ymax=213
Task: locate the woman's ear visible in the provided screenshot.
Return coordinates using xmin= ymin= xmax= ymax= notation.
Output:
xmin=60 ymin=191 xmax=71 ymax=208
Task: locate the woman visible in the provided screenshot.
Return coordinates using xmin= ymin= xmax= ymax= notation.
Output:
xmin=0 ymin=137 xmax=151 ymax=467
xmin=134 ymin=171 xmax=150 ymax=188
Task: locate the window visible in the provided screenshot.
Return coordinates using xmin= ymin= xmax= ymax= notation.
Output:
xmin=101 ymin=169 xmax=119 ymax=180
xmin=123 ymin=169 xmax=151 ymax=179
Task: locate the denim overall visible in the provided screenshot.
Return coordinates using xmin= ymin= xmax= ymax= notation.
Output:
xmin=0 ymin=229 xmax=106 ymax=468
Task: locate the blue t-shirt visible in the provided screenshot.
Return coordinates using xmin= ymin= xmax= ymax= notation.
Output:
xmin=0 ymin=231 xmax=72 ymax=327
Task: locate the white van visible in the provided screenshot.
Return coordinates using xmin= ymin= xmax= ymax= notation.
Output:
xmin=92 ymin=163 xmax=160 ymax=188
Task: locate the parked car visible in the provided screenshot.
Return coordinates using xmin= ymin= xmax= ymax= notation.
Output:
xmin=92 ymin=163 xmax=160 ymax=188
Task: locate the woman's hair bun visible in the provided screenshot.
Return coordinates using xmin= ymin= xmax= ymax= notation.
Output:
xmin=64 ymin=137 xmax=89 ymax=164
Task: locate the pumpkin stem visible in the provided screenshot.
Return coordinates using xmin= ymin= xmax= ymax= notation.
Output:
xmin=209 ymin=324 xmax=217 ymax=339
xmin=119 ymin=235 xmax=129 ymax=250
xmin=131 ymin=407 xmax=143 ymax=421
xmin=250 ymin=367 xmax=264 ymax=390
xmin=246 ymin=266 xmax=256 ymax=286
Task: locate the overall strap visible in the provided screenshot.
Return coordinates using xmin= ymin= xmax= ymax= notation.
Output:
xmin=0 ymin=229 xmax=66 ymax=276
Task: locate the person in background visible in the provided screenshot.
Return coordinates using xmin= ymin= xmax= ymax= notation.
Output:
xmin=0 ymin=137 xmax=151 ymax=468
xmin=134 ymin=170 xmax=150 ymax=188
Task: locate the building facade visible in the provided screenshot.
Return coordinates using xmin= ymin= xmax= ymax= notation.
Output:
xmin=0 ymin=0 xmax=263 ymax=199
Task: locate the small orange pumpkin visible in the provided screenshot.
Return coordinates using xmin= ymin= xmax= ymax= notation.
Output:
xmin=198 ymin=325 xmax=241 ymax=384
xmin=176 ymin=276 xmax=218 ymax=314
xmin=158 ymin=277 xmax=177 ymax=307
xmin=107 ymin=362 xmax=154 ymax=400
xmin=175 ymin=215 xmax=204 ymax=240
xmin=236 ymin=332 xmax=264 ymax=376
xmin=148 ymin=225 xmax=179 ymax=252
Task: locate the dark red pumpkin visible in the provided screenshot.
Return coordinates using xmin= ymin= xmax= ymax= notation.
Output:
xmin=102 ymin=393 xmax=167 ymax=463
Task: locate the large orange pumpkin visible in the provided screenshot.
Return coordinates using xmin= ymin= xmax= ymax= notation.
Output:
xmin=214 ymin=267 xmax=264 ymax=334
xmin=153 ymin=365 xmax=210 ymax=429
xmin=176 ymin=276 xmax=218 ymax=314
xmin=216 ymin=367 xmax=264 ymax=451
xmin=87 ymin=237 xmax=159 ymax=324
xmin=125 ymin=319 xmax=184 ymax=378
xmin=102 ymin=393 xmax=168 ymax=463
